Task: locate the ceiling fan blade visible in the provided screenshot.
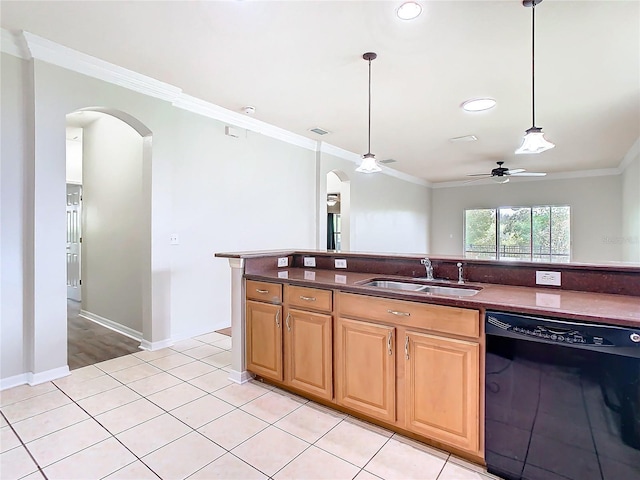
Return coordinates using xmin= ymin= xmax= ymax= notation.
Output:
xmin=466 ymin=173 xmax=492 ymax=177
xmin=507 ymin=168 xmax=526 ymax=174
xmin=463 ymin=177 xmax=489 ymax=184
xmin=510 ymin=172 xmax=547 ymax=176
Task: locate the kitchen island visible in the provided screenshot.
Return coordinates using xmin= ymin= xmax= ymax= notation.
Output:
xmin=215 ymin=250 xmax=640 ymax=466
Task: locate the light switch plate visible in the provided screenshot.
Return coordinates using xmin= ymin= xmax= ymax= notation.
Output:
xmin=277 ymin=257 xmax=288 ymax=267
xmin=536 ymin=271 xmax=561 ymax=286
xmin=303 ymin=257 xmax=316 ymax=267
xmin=335 ymin=259 xmax=347 ymax=269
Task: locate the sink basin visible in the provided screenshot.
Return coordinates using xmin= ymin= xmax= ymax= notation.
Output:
xmin=361 ymin=279 xmax=480 ymax=297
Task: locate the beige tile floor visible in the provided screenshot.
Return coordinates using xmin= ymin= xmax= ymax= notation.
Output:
xmin=0 ymin=332 xmax=501 ymax=480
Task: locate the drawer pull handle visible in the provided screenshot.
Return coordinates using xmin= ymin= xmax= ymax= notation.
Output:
xmin=275 ymin=309 xmax=280 ymax=328
xmin=299 ymin=295 xmax=316 ymax=302
xmin=285 ymin=312 xmax=291 ymax=332
xmin=387 ymin=309 xmax=410 ymax=317
xmin=256 ymin=289 xmax=269 ymax=294
xmin=387 ymin=331 xmax=393 ymax=355
xmin=405 ymin=335 xmax=410 ymax=360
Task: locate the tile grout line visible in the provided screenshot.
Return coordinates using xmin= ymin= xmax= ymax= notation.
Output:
xmin=1 ymin=410 xmax=49 ymax=480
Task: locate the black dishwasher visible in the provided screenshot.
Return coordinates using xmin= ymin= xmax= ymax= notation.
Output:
xmin=485 ymin=311 xmax=640 ymax=480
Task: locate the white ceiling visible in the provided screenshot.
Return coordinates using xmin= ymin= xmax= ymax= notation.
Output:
xmin=2 ymin=1 xmax=638 ymax=183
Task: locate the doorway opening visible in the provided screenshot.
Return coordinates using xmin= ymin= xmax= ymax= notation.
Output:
xmin=65 ymin=108 xmax=150 ymax=369
xmin=326 ymin=170 xmax=350 ymax=251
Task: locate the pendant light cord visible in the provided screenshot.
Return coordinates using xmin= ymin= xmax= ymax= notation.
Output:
xmin=531 ymin=1 xmax=536 ymax=128
xmin=367 ymin=56 xmax=372 ymax=155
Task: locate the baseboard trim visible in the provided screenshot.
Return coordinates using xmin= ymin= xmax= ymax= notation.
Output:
xmin=79 ymin=310 xmax=143 ymax=342
xmin=28 ymin=366 xmax=70 ymax=385
xmin=227 ymin=369 xmax=254 ymax=385
xmin=1 ymin=365 xmax=71 ymax=391
xmin=139 ymin=338 xmax=174 ymax=351
xmin=1 ymin=373 xmax=29 ymax=391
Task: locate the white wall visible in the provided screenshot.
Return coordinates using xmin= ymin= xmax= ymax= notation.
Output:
xmin=168 ymin=108 xmax=316 ymax=340
xmin=65 ymin=127 xmax=82 ymax=184
xmin=431 ymin=175 xmax=623 ymax=263
xmin=622 ymin=143 xmax=640 ymax=262
xmin=82 ymin=114 xmax=144 ymax=333
xmin=1 ymin=53 xmax=27 ymax=381
xmin=319 ymin=152 xmax=430 ymax=254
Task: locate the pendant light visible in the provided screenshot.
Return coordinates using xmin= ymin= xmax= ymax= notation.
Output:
xmin=356 ymin=52 xmax=382 ymax=173
xmin=515 ymin=0 xmax=555 ymax=155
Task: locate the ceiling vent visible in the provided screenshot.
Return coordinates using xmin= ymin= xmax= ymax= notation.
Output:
xmin=379 ymin=158 xmax=397 ymax=164
xmin=449 ymin=135 xmax=478 ymax=143
xmin=309 ymin=127 xmax=330 ymax=135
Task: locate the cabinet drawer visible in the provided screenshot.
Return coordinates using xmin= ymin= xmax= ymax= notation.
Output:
xmin=246 ymin=280 xmax=282 ymax=304
xmin=286 ymin=285 xmax=332 ymax=312
xmin=337 ymin=292 xmax=479 ymax=338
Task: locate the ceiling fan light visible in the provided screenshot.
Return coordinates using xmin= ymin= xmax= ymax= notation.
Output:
xmin=356 ymin=153 xmax=382 ymax=174
xmin=515 ymin=127 xmax=555 ymax=154
xmin=493 ymin=176 xmax=510 ymax=184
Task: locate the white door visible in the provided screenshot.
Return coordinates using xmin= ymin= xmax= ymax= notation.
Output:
xmin=66 ymin=184 xmax=82 ymax=301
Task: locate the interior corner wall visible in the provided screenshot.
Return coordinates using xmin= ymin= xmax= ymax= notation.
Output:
xmin=430 ymin=175 xmax=623 ymax=264
xmin=1 ymin=53 xmax=28 ymax=382
xmin=319 ymin=152 xmax=430 ymax=254
xmin=82 ymin=114 xmax=144 ymax=334
xmin=622 ymin=149 xmax=640 ymax=262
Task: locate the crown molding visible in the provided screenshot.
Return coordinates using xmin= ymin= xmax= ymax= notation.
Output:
xmin=619 ymin=137 xmax=640 ymax=173
xmin=320 ymin=142 xmax=430 ymax=187
xmin=0 ymin=28 xmax=29 ymax=59
xmin=22 ymin=31 xmax=182 ymax=103
xmin=174 ymin=94 xmax=317 ymax=152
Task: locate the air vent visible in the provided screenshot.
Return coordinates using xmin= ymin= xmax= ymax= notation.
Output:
xmin=379 ymin=158 xmax=397 ymax=164
xmin=450 ymin=135 xmax=478 ymax=143
xmin=309 ymin=127 xmax=330 ymax=135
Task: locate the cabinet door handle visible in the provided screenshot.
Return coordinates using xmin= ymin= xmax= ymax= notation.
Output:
xmin=387 ymin=331 xmax=393 ymax=356
xmin=405 ymin=335 xmax=410 ymax=360
xmin=285 ymin=312 xmax=291 ymax=332
xmin=299 ymin=295 xmax=316 ymax=302
xmin=387 ymin=309 xmax=410 ymax=317
xmin=275 ymin=309 xmax=280 ymax=328
xmin=256 ymin=289 xmax=269 ymax=294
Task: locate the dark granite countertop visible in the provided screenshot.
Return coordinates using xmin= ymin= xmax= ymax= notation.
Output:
xmin=244 ymin=267 xmax=640 ymax=328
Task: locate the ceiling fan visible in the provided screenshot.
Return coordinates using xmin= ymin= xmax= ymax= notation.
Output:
xmin=466 ymin=161 xmax=547 ymax=184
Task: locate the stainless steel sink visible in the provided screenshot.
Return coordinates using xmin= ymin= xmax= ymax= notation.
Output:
xmin=361 ymin=280 xmax=480 ymax=297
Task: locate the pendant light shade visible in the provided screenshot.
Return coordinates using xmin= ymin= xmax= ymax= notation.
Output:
xmin=515 ymin=0 xmax=555 ymax=155
xmin=356 ymin=52 xmax=382 ymax=173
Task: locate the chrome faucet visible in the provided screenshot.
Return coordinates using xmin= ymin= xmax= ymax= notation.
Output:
xmin=457 ymin=262 xmax=464 ymax=284
xmin=421 ymin=258 xmax=434 ymax=281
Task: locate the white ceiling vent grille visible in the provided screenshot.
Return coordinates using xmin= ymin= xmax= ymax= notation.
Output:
xmin=309 ymin=127 xmax=330 ymax=135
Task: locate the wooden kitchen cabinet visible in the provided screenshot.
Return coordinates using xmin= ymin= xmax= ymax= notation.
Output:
xmin=284 ymin=308 xmax=333 ymax=400
xmin=404 ymin=331 xmax=480 ymax=453
xmin=246 ymin=300 xmax=283 ymax=381
xmin=246 ymin=281 xmax=334 ymax=399
xmin=335 ymin=317 xmax=396 ymax=423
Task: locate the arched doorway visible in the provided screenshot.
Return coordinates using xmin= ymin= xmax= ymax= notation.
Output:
xmin=325 ymin=170 xmax=351 ymax=251
xmin=65 ymin=107 xmax=154 ymax=368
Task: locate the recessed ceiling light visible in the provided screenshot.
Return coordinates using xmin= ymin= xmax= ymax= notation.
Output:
xmin=461 ymin=98 xmax=497 ymax=112
xmin=396 ymin=2 xmax=422 ymax=20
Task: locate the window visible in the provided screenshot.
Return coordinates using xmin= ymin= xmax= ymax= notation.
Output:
xmin=465 ymin=206 xmax=570 ymax=262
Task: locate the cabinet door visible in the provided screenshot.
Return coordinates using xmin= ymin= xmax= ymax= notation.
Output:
xmin=405 ymin=331 xmax=479 ymax=453
xmin=284 ymin=308 xmax=333 ymax=400
xmin=246 ymin=300 xmax=283 ymax=381
xmin=335 ymin=317 xmax=396 ymax=422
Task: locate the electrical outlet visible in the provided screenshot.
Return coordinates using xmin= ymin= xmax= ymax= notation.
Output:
xmin=303 ymin=257 xmax=316 ymax=267
xmin=335 ymin=259 xmax=347 ymax=269
xmin=536 ymin=271 xmax=561 ymax=286
xmin=277 ymin=257 xmax=288 ymax=267
xmin=170 ymin=234 xmax=179 ymax=245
